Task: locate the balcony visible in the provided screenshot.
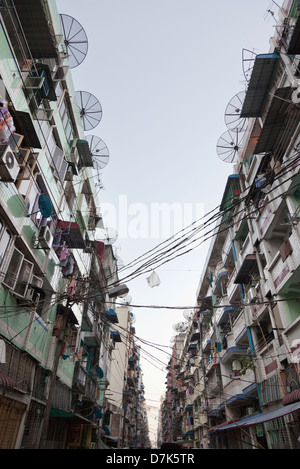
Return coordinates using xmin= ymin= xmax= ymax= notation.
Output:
xmin=81 ymin=325 xmax=101 ymax=347
xmin=267 ymin=229 xmax=300 ymax=294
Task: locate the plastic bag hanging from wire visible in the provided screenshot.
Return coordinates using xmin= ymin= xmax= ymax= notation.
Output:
xmin=146 ymin=270 xmax=161 ymax=288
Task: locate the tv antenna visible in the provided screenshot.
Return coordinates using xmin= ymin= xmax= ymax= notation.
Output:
xmin=224 ymin=91 xmax=247 ymax=132
xmin=60 ymin=14 xmax=88 ymax=68
xmin=242 ymin=48 xmax=257 ymax=83
xmin=76 ymin=91 xmax=102 ymax=131
xmin=95 ymin=227 xmax=118 ymax=245
xmin=216 ymin=128 xmax=245 ymax=164
xmin=86 ymin=135 xmax=110 ymax=170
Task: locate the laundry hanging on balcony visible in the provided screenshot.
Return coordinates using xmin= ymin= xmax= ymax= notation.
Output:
xmin=0 ymin=98 xmax=16 ymax=144
xmin=146 ymin=270 xmax=161 ymax=288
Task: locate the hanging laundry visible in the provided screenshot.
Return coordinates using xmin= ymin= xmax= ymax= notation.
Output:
xmin=62 ymin=255 xmax=74 ymax=276
xmin=146 ymin=270 xmax=161 ymax=288
xmin=60 ymin=248 xmax=69 ymax=262
xmin=0 ymin=98 xmax=16 ymax=144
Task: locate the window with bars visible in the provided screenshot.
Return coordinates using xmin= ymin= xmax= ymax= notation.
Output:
xmin=0 ymin=339 xmax=35 ymax=393
xmin=260 ymin=374 xmax=281 ymax=406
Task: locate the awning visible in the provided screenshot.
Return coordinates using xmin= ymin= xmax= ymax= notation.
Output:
xmin=208 ymin=419 xmax=240 ymax=434
xmin=254 ymin=87 xmax=298 ymax=155
xmin=57 ymin=304 xmax=79 ymax=325
xmin=220 ymin=346 xmax=248 ymax=364
xmin=9 ymin=110 xmax=42 ymax=148
xmin=77 ymin=140 xmax=93 ymax=167
xmin=0 ymin=373 xmax=14 ymax=390
xmin=240 ymin=53 xmax=281 ymax=118
xmin=210 ymin=401 xmax=300 ymax=432
xmin=104 ymin=309 xmax=119 ymax=324
xmin=110 ymin=331 xmax=121 ymax=342
xmin=234 ymin=254 xmax=258 ymax=284
xmin=12 ymin=0 xmax=58 ymax=59
xmin=217 ymin=306 xmax=241 ymax=326
xmin=287 ymin=15 xmax=300 ymax=55
xmin=282 ymin=389 xmax=300 ymax=406
xmin=190 ymin=332 xmax=200 ymax=342
xmin=225 ymin=394 xmax=257 ymax=406
xmin=220 ymin=175 xmax=242 ymax=213
xmin=56 ymin=220 xmax=86 ymax=249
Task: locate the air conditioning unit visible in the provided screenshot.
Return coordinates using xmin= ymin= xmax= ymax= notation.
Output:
xmin=0 ymin=146 xmax=20 ymax=181
xmin=247 ymin=287 xmax=259 ymax=303
xmin=246 ymin=407 xmax=255 ymax=416
xmin=25 ymin=286 xmax=40 ymax=305
xmin=38 ymin=225 xmax=53 ymax=249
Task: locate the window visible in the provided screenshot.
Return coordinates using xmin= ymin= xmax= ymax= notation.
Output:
xmin=59 ymin=98 xmax=76 ymax=145
xmin=45 ymin=128 xmax=68 ymax=184
xmin=0 ymin=222 xmax=11 ymax=268
xmin=2 ymin=247 xmax=33 ymax=297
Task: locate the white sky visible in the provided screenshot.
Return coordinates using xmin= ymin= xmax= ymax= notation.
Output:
xmin=57 ymin=0 xmax=280 ymax=444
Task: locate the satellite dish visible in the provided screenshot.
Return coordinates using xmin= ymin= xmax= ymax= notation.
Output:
xmin=224 ymin=92 xmax=248 ymax=132
xmin=60 ymin=14 xmax=88 ymax=68
xmin=242 ymin=48 xmax=257 ymax=83
xmin=216 ymin=128 xmax=245 ymax=164
xmin=95 ymin=227 xmax=118 ymax=245
xmin=172 ymin=322 xmax=188 ymax=333
xmin=76 ymin=91 xmax=102 ymax=131
xmin=183 ymin=309 xmax=194 ymax=321
xmin=119 ymin=294 xmax=132 ymax=306
xmin=27 ymin=194 xmax=52 ymax=218
xmin=86 ymin=135 xmax=110 ymax=170
xmin=130 ymin=312 xmax=136 ymax=324
xmin=170 ymin=335 xmax=176 ymax=344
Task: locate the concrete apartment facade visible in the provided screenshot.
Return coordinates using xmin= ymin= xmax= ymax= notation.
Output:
xmin=160 ymin=0 xmax=300 ymax=450
xmin=0 ymin=0 xmax=149 ymax=449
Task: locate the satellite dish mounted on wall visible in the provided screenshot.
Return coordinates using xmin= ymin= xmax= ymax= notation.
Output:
xmin=172 ymin=322 xmax=188 ymax=333
xmin=95 ymin=227 xmax=118 ymax=245
xmin=86 ymin=135 xmax=110 ymax=170
xmin=60 ymin=14 xmax=88 ymax=68
xmin=183 ymin=309 xmax=194 ymax=321
xmin=27 ymin=194 xmax=53 ymax=218
xmin=216 ymin=128 xmax=245 ymax=164
xmin=224 ymin=92 xmax=248 ymax=132
xmin=76 ymin=91 xmax=102 ymax=131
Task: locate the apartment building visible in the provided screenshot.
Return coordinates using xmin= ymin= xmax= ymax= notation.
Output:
xmin=161 ymin=0 xmax=300 ymax=450
xmin=0 ymin=0 xmax=140 ymax=449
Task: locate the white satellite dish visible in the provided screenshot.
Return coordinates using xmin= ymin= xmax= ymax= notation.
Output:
xmin=172 ymin=322 xmax=188 ymax=333
xmin=95 ymin=227 xmax=118 ymax=245
xmin=183 ymin=309 xmax=194 ymax=321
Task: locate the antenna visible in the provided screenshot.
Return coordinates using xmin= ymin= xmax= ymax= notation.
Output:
xmin=76 ymin=91 xmax=102 ymax=131
xmin=216 ymin=128 xmax=245 ymax=164
xmin=224 ymin=91 xmax=247 ymax=132
xmin=242 ymin=48 xmax=257 ymax=83
xmin=86 ymin=135 xmax=110 ymax=170
xmin=60 ymin=14 xmax=88 ymax=68
xmin=95 ymin=227 xmax=118 ymax=245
